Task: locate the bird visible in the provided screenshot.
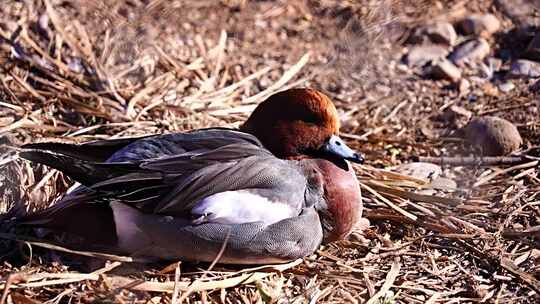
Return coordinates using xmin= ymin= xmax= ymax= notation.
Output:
xmin=13 ymin=88 xmax=364 ymax=264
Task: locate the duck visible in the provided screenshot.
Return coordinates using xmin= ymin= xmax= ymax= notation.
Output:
xmin=14 ymin=88 xmax=364 ymax=264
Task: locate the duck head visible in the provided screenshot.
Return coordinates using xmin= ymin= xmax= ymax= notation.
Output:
xmin=242 ymin=88 xmax=364 ymax=242
xmin=241 ymin=88 xmax=364 ymax=167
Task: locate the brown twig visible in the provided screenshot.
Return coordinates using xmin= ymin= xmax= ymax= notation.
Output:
xmin=415 ymin=156 xmax=533 ymax=166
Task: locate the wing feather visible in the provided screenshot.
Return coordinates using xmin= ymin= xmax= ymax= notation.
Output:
xmin=19 ymin=129 xmax=308 ymax=217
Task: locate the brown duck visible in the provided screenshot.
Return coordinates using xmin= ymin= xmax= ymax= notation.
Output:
xmin=14 ymin=88 xmax=363 ymax=264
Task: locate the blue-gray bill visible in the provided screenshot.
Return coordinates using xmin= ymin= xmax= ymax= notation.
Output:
xmin=321 ymin=135 xmax=364 ymax=164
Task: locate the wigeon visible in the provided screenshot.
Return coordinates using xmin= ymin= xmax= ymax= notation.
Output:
xmin=14 ymin=88 xmax=363 ymax=264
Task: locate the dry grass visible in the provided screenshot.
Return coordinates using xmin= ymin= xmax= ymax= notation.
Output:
xmin=0 ymin=0 xmax=539 ymax=303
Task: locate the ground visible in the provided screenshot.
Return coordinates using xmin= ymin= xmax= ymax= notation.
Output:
xmin=0 ymin=0 xmax=539 ymax=303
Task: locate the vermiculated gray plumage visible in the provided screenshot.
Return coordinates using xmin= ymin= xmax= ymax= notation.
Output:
xmin=17 ymin=128 xmax=328 ymax=263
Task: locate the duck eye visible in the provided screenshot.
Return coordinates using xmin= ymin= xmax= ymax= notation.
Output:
xmin=335 ymin=140 xmax=341 ymax=146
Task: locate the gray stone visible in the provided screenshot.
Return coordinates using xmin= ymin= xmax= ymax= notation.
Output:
xmin=498 ymin=81 xmax=515 ymax=93
xmin=391 ymin=162 xmax=442 ymax=181
xmin=429 ymin=177 xmax=458 ymax=192
xmin=38 ymin=14 xmax=49 ymax=30
xmin=429 ymin=59 xmax=462 ymax=82
xmin=495 ymin=0 xmax=540 ymax=29
xmin=464 ymin=116 xmax=523 ymax=156
xmin=508 ymin=59 xmax=540 ymax=78
xmin=449 ymin=38 xmax=491 ymax=67
xmin=411 ymin=22 xmax=458 ymax=45
xmin=459 ymin=14 xmax=501 ymax=36
xmin=405 ymin=45 xmax=448 ymax=67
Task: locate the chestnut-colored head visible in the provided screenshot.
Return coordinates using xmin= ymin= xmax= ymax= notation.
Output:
xmin=243 ymin=88 xmax=364 ymax=242
xmin=241 ymin=88 xmax=363 ymax=164
xmin=311 ymin=159 xmax=362 ymax=243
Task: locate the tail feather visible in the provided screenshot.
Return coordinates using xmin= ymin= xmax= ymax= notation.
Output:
xmin=22 ymin=136 xmax=146 ymax=163
xmin=13 ymin=197 xmax=119 ymax=247
xmin=18 ymin=149 xmax=140 ymax=187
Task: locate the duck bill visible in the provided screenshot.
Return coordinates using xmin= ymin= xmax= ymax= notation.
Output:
xmin=320 ymin=135 xmax=364 ymax=164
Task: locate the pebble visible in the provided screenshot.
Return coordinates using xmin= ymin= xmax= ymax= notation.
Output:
xmin=429 ymin=59 xmax=462 ymax=82
xmin=459 ymin=14 xmax=501 ymax=36
xmin=508 ymin=59 xmax=540 ymax=78
xmin=405 ymin=45 xmax=448 ymax=67
xmin=67 ymin=58 xmax=84 ymax=74
xmin=498 ymin=81 xmax=515 ymax=93
xmin=355 ymin=218 xmax=370 ymax=231
xmin=496 ymin=0 xmax=540 ymax=29
xmin=391 ymin=162 xmax=442 ymax=181
xmin=349 ymin=218 xmax=371 ymax=245
xmin=429 ymin=177 xmax=458 ymax=191
xmin=449 ymin=38 xmax=490 ymax=67
xmin=410 ymin=21 xmax=457 ymax=45
xmin=396 ymin=63 xmax=409 ymax=73
xmin=39 ymin=13 xmax=49 ymax=30
xmin=464 ymin=116 xmax=523 ymax=156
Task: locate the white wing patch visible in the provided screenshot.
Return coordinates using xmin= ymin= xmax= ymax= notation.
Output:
xmin=191 ymin=190 xmax=296 ymax=225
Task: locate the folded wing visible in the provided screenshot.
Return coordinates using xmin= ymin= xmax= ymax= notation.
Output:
xmin=19 ymin=129 xmax=311 ymax=222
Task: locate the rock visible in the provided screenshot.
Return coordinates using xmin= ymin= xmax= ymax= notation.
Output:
xmin=508 ymin=59 xmax=540 ymax=78
xmin=405 ymin=45 xmax=448 ymax=67
xmin=410 ymin=22 xmax=457 ymax=45
xmin=355 ymin=218 xmax=370 ymax=231
xmin=464 ymin=116 xmax=523 ymax=156
xmin=525 ymin=33 xmax=540 ymax=61
xmin=495 ymin=0 xmax=540 ymax=29
xmin=426 ymin=22 xmax=458 ymax=45
xmin=429 ymin=177 xmax=458 ymax=191
xmin=38 ymin=13 xmax=49 ymax=30
xmin=459 ymin=14 xmax=501 ymax=36
xmin=450 ymin=38 xmax=490 ymax=67
xmin=498 ymin=81 xmax=515 ymax=93
xmin=396 ymin=63 xmax=409 ymax=72
xmin=419 ymin=176 xmax=458 ymax=195
xmin=349 ymin=218 xmax=371 ymax=244
xmin=67 ymin=58 xmax=84 ymax=74
xmin=391 ymin=162 xmax=442 ymax=181
xmin=429 ymin=59 xmax=462 ymax=82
